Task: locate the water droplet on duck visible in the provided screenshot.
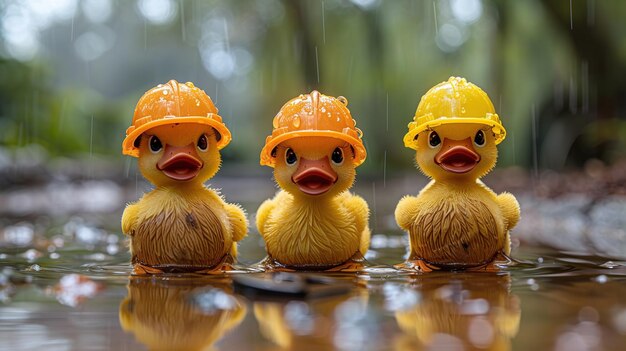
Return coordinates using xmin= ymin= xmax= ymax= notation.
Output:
xmin=320 ymin=107 xmax=326 ymax=113
xmin=157 ymin=84 xmax=163 ymax=88
xmin=461 ymin=107 xmax=466 ymax=114
xmin=196 ymin=99 xmax=201 ymax=107
xmin=163 ymin=90 xmax=169 ymax=95
xmin=292 ymin=115 xmax=301 ymax=127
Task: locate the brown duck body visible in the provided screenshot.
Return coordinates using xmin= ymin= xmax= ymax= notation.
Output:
xmin=127 ymin=186 xmax=238 ymax=269
xmin=397 ymin=180 xmax=513 ymax=268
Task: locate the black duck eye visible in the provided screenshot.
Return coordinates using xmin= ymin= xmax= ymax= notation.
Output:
xmin=331 ymin=147 xmax=344 ymax=165
xmin=149 ymin=136 xmax=162 ymax=153
xmin=474 ymin=130 xmax=486 ymax=147
xmin=428 ymin=131 xmax=441 ymax=148
xmin=285 ymin=148 xmax=297 ymax=165
xmin=197 ymin=134 xmax=208 ymax=151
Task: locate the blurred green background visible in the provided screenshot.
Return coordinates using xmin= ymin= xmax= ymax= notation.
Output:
xmin=1 ymin=0 xmax=625 ymax=177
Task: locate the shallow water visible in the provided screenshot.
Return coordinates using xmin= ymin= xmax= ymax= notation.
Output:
xmin=2 ymin=217 xmax=626 ymax=351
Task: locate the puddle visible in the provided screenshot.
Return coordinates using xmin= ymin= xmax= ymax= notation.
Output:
xmin=2 ymin=217 xmax=626 ymax=351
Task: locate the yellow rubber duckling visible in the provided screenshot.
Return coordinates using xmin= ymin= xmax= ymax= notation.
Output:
xmin=395 ymin=77 xmax=520 ymax=272
xmin=121 ymin=80 xmax=248 ymax=275
xmin=257 ymin=91 xmax=370 ymax=271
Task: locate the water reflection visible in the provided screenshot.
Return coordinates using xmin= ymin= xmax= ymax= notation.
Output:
xmin=253 ymin=287 xmax=369 ymax=350
xmin=119 ymin=276 xmax=246 ymax=351
xmin=394 ymin=273 xmax=520 ymax=351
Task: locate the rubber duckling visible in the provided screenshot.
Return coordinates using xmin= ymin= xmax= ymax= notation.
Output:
xmin=121 ymin=80 xmax=248 ymax=275
xmin=257 ymin=91 xmax=370 ymax=271
xmin=119 ymin=277 xmax=246 ymax=351
xmin=394 ymin=273 xmax=520 ymax=350
xmin=395 ymin=77 xmax=520 ymax=272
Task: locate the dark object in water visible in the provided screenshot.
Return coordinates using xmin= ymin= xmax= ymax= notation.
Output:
xmin=233 ymin=272 xmax=352 ymax=299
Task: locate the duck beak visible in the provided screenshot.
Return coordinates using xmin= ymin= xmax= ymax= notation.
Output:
xmin=434 ymin=137 xmax=481 ymax=174
xmin=157 ymin=143 xmax=203 ymax=181
xmin=291 ymin=157 xmax=338 ymax=196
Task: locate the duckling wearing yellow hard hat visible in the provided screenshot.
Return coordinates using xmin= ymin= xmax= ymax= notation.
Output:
xmin=395 ymin=77 xmax=520 ymax=272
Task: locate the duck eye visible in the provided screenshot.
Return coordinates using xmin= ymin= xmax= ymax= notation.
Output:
xmin=428 ymin=131 xmax=441 ymax=148
xmin=197 ymin=134 xmax=208 ymax=151
xmin=149 ymin=136 xmax=162 ymax=153
xmin=474 ymin=130 xmax=486 ymax=147
xmin=285 ymin=148 xmax=297 ymax=165
xmin=331 ymin=147 xmax=344 ymax=165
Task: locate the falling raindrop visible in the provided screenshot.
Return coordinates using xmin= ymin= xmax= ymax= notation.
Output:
xmin=315 ymin=46 xmax=320 ymax=83
xmin=321 ymin=0 xmax=326 ymax=44
xmin=89 ymin=115 xmax=94 ymax=179
xmin=531 ymin=104 xmax=538 ymax=180
xmin=569 ymin=0 xmax=573 ymax=30
xmin=433 ymin=0 xmax=438 ymax=36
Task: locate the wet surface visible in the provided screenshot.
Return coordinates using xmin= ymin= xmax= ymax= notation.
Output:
xmin=2 ymin=212 xmax=626 ymax=351
xmin=2 ymin=169 xmax=626 ymax=350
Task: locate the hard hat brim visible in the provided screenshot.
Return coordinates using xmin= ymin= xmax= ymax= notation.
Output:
xmin=260 ymin=130 xmax=367 ymax=168
xmin=403 ymin=118 xmax=507 ymax=150
xmin=122 ymin=115 xmax=232 ymax=157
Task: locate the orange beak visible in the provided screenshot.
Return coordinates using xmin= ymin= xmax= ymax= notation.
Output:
xmin=156 ymin=143 xmax=203 ymax=181
xmin=434 ymin=137 xmax=481 ymax=174
xmin=291 ymin=157 xmax=338 ymax=196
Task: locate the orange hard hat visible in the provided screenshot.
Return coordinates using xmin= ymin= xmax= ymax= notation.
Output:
xmin=122 ymin=80 xmax=232 ymax=157
xmin=260 ymin=90 xmax=366 ymax=167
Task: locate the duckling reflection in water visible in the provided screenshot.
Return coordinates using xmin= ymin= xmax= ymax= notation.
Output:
xmin=253 ymin=286 xmax=369 ymax=350
xmin=119 ymin=277 xmax=246 ymax=351
xmin=394 ymin=273 xmax=520 ymax=351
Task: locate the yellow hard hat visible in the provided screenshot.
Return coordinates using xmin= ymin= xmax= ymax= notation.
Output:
xmin=260 ymin=90 xmax=367 ymax=167
xmin=403 ymin=77 xmax=506 ymax=150
xmin=122 ymin=80 xmax=232 ymax=157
